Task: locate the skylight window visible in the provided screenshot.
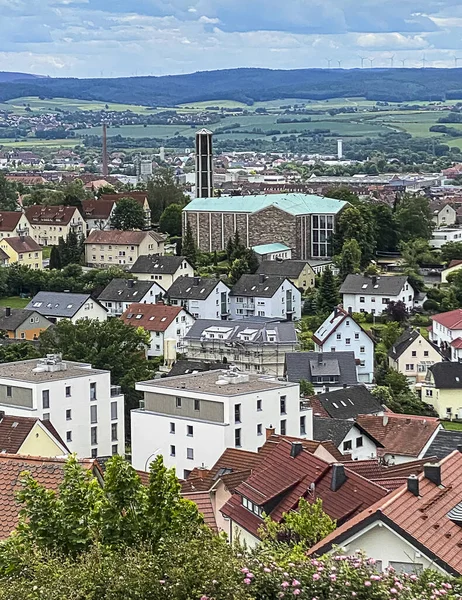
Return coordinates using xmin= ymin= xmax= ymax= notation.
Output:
xmin=67 ymin=304 xmax=73 ymax=309
xmin=149 ymin=316 xmax=156 ymax=321
xmin=33 ymin=302 xmax=42 ymax=307
xmin=332 ymin=402 xmax=339 ymax=408
xmin=127 ymin=313 xmax=133 ymax=319
xmin=46 ymin=303 xmax=52 ymax=308
xmin=161 ymin=317 xmax=167 ymax=322
xmin=186 ymin=287 xmax=191 ymax=292
xmin=135 ymin=314 xmax=143 ymax=319
xmin=362 ymin=284 xmax=368 ymax=289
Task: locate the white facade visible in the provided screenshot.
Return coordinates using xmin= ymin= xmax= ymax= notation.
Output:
xmin=169 ymin=281 xmax=230 ymax=320
xmin=342 ymin=281 xmax=414 ymax=316
xmin=0 ymin=357 xmax=124 ymax=459
xmin=338 ymin=425 xmax=378 ymax=461
xmin=430 ymin=319 xmax=462 ymax=352
xmin=131 ymin=371 xmax=312 ymax=479
xmin=132 ymin=260 xmax=194 ymax=287
xmin=432 ymin=204 xmax=457 ymax=227
xmin=100 ymin=283 xmax=165 ymax=317
xmin=146 ymin=310 xmax=194 ymax=358
xmin=430 ymin=228 xmax=462 ymax=250
xmin=230 ymin=280 xmax=301 ymax=321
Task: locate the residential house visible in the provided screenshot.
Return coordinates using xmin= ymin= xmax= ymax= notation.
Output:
xmin=429 ymin=308 xmax=462 ymax=358
xmin=0 ymin=236 xmax=42 ymax=269
xmin=313 ymin=417 xmax=383 ymax=460
xmin=130 ymin=255 xmax=194 ymax=287
xmin=0 ymin=212 xmax=30 ymax=240
xmin=120 ymin=303 xmax=194 ymax=358
xmin=98 ymin=278 xmax=165 ymax=317
xmin=25 ymin=292 xmax=108 ymax=323
xmin=0 ymin=355 xmax=125 ymax=458
xmin=340 ymin=274 xmax=415 ymax=316
xmin=423 ymin=362 xmax=462 ymax=419
xmin=182 ymin=319 xmax=299 ymax=377
xmin=315 ymin=386 xmax=384 ymax=420
xmin=25 ymin=205 xmax=85 ymax=246
xmin=99 ymin=191 xmax=151 ymax=227
xmin=81 ymin=199 xmax=115 ymax=232
xmin=0 ymin=307 xmax=52 ymax=340
xmin=220 ymin=438 xmax=388 ymax=548
xmin=285 ymin=351 xmax=359 ymax=393
xmin=0 ymin=249 xmax=8 ymax=266
xmin=388 ymin=328 xmax=443 ymax=385
xmin=256 ymin=260 xmax=316 ymax=292
xmin=307 ymin=259 xmax=337 ymax=276
xmin=313 ymin=307 xmax=374 ymax=384
xmin=0 ymin=413 xmax=68 ymax=457
xmin=424 ymin=429 xmax=462 ymax=460
xmin=356 ymin=414 xmax=441 ymax=465
xmin=430 ymin=201 xmax=457 ymax=227
xmin=310 ymin=451 xmax=462 ymax=576
xmin=131 ymin=370 xmax=310 ymax=479
xmin=251 ymin=243 xmax=292 ymax=262
xmin=431 ymin=228 xmax=462 ymax=250
xmin=167 ymin=276 xmax=230 ymax=320
xmin=84 ymin=230 xmax=165 ymax=268
xmin=441 ymin=259 xmax=462 ymax=284
xmin=229 ymin=274 xmax=301 ymax=321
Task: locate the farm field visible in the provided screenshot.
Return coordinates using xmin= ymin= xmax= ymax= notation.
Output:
xmin=4 ymin=97 xmax=154 ymax=114
xmin=0 ymin=138 xmax=78 ymax=148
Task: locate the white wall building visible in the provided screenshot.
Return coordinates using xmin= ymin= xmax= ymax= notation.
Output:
xmin=167 ymin=277 xmax=230 ymax=320
xmin=98 ymin=278 xmax=165 ymax=317
xmin=430 ymin=227 xmax=462 ymax=250
xmin=130 ymin=255 xmax=195 ymax=288
xmin=0 ymin=356 xmax=124 ymax=458
xmin=25 ymin=292 xmax=108 ymax=324
xmin=340 ymin=275 xmax=415 ymax=316
xmin=429 ymin=309 xmax=462 ymax=359
xmin=131 ymin=370 xmax=311 ymax=479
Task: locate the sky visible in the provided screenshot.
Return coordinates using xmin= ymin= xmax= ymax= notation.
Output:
xmin=1 ymin=0 xmax=462 ymax=77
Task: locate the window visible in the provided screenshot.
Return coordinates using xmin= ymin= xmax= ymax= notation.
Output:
xmin=111 ymin=423 xmax=118 ymax=442
xmin=300 ymin=416 xmax=306 ymax=436
xmin=426 ymin=389 xmax=433 ymax=397
xmin=90 ymin=382 xmax=97 ymax=400
xmin=170 ymin=445 xmax=176 ymax=457
xmin=176 ymin=397 xmax=182 ymax=408
xmin=43 ymin=412 xmax=50 ymax=421
xmin=170 ymin=422 xmax=175 ymax=434
xmin=405 ymin=364 xmax=414 ymax=371
xmin=389 ymin=562 xmax=423 ymax=575
xmin=280 ymin=396 xmax=286 ymax=414
xmin=382 ymin=298 xmax=390 ymax=305
xmin=355 ymin=333 xmax=360 ymax=340
xmin=91 ymin=448 xmax=97 ymax=459
xmin=91 ymin=426 xmax=97 ymax=445
xmin=66 ymin=409 xmax=72 ymax=421
xmin=194 ymin=399 xmax=200 ymax=411
xmin=66 ymin=431 xmax=72 ymax=442
xmin=336 ymin=333 xmax=341 ymax=340
xmin=424 ymin=350 xmax=429 ymax=357
xmin=345 ymin=338 xmax=351 ymax=345
xmin=359 ymin=296 xmax=365 ymax=303
xmin=187 ymin=425 xmax=194 ymax=437
xmin=235 ymin=428 xmax=241 ymax=448
xmin=257 ymin=424 xmax=262 ymax=436
xmin=234 ymin=404 xmax=241 ymax=423
xmin=360 ymin=346 xmax=365 ymax=353
xmin=42 ymin=389 xmax=49 ymax=408
xmin=112 ymin=444 xmax=118 ymax=456
xmin=356 ymin=436 xmax=363 ymax=448
xmin=187 ymin=447 xmax=194 ymax=460
xmin=90 ymin=405 xmax=98 ymax=424
xmin=65 ymin=386 xmax=71 ymax=397
xmin=111 ymin=401 xmax=118 ymax=421
xmin=280 ymin=419 xmax=287 ymax=435
xmin=343 ymin=440 xmax=352 ymax=452
xmin=257 ymin=399 xmax=262 ymax=411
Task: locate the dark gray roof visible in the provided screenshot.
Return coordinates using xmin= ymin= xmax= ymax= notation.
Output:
xmin=130 ymin=255 xmax=190 ymax=275
xmin=98 ymin=278 xmax=160 ymax=302
xmin=313 ymin=417 xmax=356 ymax=446
xmin=429 ymin=362 xmax=462 ymax=389
xmin=285 ymin=351 xmax=359 ymax=386
xmin=230 ymin=274 xmax=289 ymax=298
xmin=317 ymin=386 xmax=383 ymax=419
xmin=25 ymin=292 xmax=104 ymax=318
xmin=184 ymin=319 xmax=298 ymax=345
xmin=424 ymin=430 xmax=462 ymax=460
xmin=339 ymin=274 xmax=410 ymax=296
xmin=167 ymin=277 xmax=228 ymax=301
xmin=167 ymin=360 xmax=228 ymax=377
xmin=388 ymin=328 xmax=420 ymax=360
xmin=0 ymin=309 xmax=41 ymax=332
xmin=256 ymin=260 xmax=311 ymax=279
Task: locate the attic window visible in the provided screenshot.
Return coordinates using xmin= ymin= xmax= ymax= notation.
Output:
xmin=447 ymin=501 xmax=462 ymax=524
xmin=264 ymin=287 xmax=269 ymax=291
xmin=186 ymin=287 xmax=191 ymax=292
xmin=33 ymin=302 xmax=42 ymax=307
xmin=11 ymin=422 xmax=18 ymax=428
xmin=213 ymin=467 xmax=233 ymax=480
xmin=362 ymin=284 xmax=368 ymax=289
xmin=149 ymin=316 xmax=156 ymax=321
xmin=132 ymin=291 xmax=138 ymax=296
xmin=135 ymin=314 xmax=143 ymax=319
xmin=340 ymin=401 xmax=347 ymax=407
xmin=242 ymin=496 xmax=263 ymax=517
xmin=200 ymin=289 xmax=205 ymax=294
xmin=457 ymin=377 xmax=460 ymax=382
xmin=67 ymin=304 xmax=73 ymax=309
xmin=332 ymin=402 xmax=339 ymax=408
xmin=161 ymin=317 xmax=167 ymax=322
xmin=46 ymin=303 xmax=52 ymax=308
xmin=251 ymin=286 xmax=256 ymax=291
xmin=117 ymin=290 xmax=123 ymax=295
xmin=127 ymin=313 xmax=133 ymax=319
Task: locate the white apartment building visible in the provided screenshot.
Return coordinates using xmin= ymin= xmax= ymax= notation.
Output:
xmin=130 ymin=255 xmax=194 ymax=287
xmin=0 ymin=355 xmax=124 ymax=458
xmin=131 ymin=369 xmax=311 ymax=479
xmin=313 ymin=307 xmax=374 ymax=384
xmin=430 ymin=309 xmax=462 ymax=359
xmin=25 ymin=292 xmax=108 ymax=324
xmin=84 ymin=230 xmax=165 ymax=269
xmin=0 ymin=212 xmax=31 ymax=240
xmin=430 ymin=227 xmax=462 ymax=250
xmin=167 ymin=277 xmax=230 ymax=320
xmin=340 ymin=274 xmax=415 ymax=316
xmin=98 ymin=278 xmax=165 ymax=317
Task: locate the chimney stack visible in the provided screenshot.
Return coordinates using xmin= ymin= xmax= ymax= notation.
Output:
xmin=318 ymin=352 xmax=323 ymax=365
xmin=193 ymin=276 xmax=200 ymax=286
xmin=259 ymin=273 xmax=266 ymax=284
xmin=102 ymin=123 xmax=109 ymax=177
xmin=290 ymin=442 xmax=303 ymax=458
xmin=5 ymin=307 xmax=11 ymax=317
xmin=382 ymin=414 xmax=389 ymax=426
xmin=407 ymin=475 xmax=419 ymax=496
xmin=331 ymin=464 xmax=347 ymax=491
xmin=265 ymin=426 xmax=275 ymax=440
xmin=127 ymin=279 xmax=135 ymax=289
xmin=372 ymin=275 xmax=377 ymax=286
xmin=424 ymin=463 xmax=441 ymax=486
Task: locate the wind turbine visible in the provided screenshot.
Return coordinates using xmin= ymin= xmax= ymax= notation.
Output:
xmin=359 ymin=56 xmax=366 ymax=68
xmin=422 ymin=55 xmax=427 ymax=68
xmin=400 ymin=58 xmax=407 ymax=67
xmin=389 ymin=54 xmax=395 ymax=68
xmin=325 ymin=58 xmax=332 ymax=69
xmin=369 ymin=57 xmax=375 ymax=68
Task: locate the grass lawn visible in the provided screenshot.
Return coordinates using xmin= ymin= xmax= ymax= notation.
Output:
xmin=0 ymin=296 xmax=29 ymax=308
xmin=441 ymin=420 xmax=462 ymax=431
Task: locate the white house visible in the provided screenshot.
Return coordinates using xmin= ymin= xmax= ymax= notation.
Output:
xmin=339 ymin=274 xmax=415 ymax=316
xmin=430 ymin=227 xmax=462 ymax=250
xmin=25 ymin=292 xmax=108 ymax=324
xmin=0 ymin=355 xmax=124 ymax=458
xmin=313 ymin=307 xmax=374 ymax=384
xmin=167 ymin=276 xmax=230 ymax=320
xmin=120 ymin=302 xmax=194 ymax=358
xmin=229 ymin=274 xmax=301 ymax=321
xmin=430 ymin=202 xmax=457 ymax=227
xmin=388 ymin=327 xmax=442 ymax=385
xmin=131 ymin=370 xmax=310 ymax=479
xmin=130 ymin=255 xmax=194 ymax=287
xmin=313 ymin=417 xmax=382 ymax=461
xmin=98 ymin=278 xmax=165 ymax=317
xmin=429 ymin=308 xmax=462 ymax=359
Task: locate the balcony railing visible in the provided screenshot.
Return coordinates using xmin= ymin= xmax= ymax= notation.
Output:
xmin=111 ymin=385 xmax=122 ymax=397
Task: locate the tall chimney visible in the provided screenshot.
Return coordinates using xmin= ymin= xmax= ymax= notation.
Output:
xmin=424 ymin=463 xmax=441 ymax=486
xmin=290 ymin=442 xmax=303 ymax=458
xmin=407 ymin=475 xmax=419 ymax=496
xmin=195 ymin=129 xmax=214 ymax=198
xmin=102 ymin=123 xmax=109 ymax=177
xmin=5 ymin=307 xmax=11 ymax=317
xmin=331 ymin=464 xmax=347 ymax=491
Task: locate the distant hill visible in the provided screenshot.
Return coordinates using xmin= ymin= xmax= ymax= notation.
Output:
xmin=0 ymin=72 xmax=44 ymax=83
xmin=0 ymin=68 xmax=462 ymax=106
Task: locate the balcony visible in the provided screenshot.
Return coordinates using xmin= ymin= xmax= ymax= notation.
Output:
xmin=110 ymin=385 xmax=122 ymax=397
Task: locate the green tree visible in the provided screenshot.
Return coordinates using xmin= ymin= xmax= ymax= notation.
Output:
xmin=49 ymin=245 xmax=62 ymax=270
xmin=400 ymin=238 xmax=438 ymax=270
xmin=299 ymin=379 xmax=315 ymax=396
xmin=334 ymin=204 xmax=376 ymax=266
xmin=62 ymin=179 xmax=88 ymax=211
xmin=146 ymin=169 xmax=188 ymax=223
xmin=111 ymin=197 xmax=146 ymax=230
xmin=316 ymin=267 xmax=339 ymax=315
xmin=228 ymin=257 xmax=249 ymax=285
xmin=441 ymin=241 xmax=462 ymax=264
xmin=370 ymin=203 xmax=397 ymax=252
xmin=182 ymin=220 xmax=197 ymax=266
xmin=159 ymin=203 xmax=183 ymax=236
xmin=394 ymin=194 xmax=433 ymax=243
xmin=385 ymin=300 xmax=408 ymax=323
xmin=0 ymin=174 xmax=18 ymax=211
xmin=380 ymin=321 xmax=404 ymax=350
xmin=325 ymin=187 xmax=360 ymax=205
xmin=336 ymin=238 xmax=361 ymax=280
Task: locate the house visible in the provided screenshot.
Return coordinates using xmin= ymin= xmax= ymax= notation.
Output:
xmin=81 ymin=199 xmax=115 ymax=232
xmin=251 ymin=243 xmax=292 ymax=262
xmin=0 ymin=307 xmax=52 ymax=340
xmin=130 ymin=255 xmax=194 ymax=287
xmin=441 ymin=259 xmax=462 ymax=284
xmin=430 ymin=227 xmax=462 ymax=250
xmin=167 ymin=276 xmax=230 ymax=320
xmin=313 ymin=307 xmax=374 ymax=384
xmin=388 ymin=328 xmax=443 ymax=385
xmin=424 ymin=429 xmax=462 ymax=460
xmin=340 ymin=274 xmax=415 ymax=316
xmin=25 ymin=205 xmax=85 ymax=246
xmin=25 ymin=292 xmax=107 ymax=324
xmin=0 ymin=211 xmax=30 ymax=240
xmin=313 ymin=417 xmax=383 ymax=460
xmin=315 ymin=386 xmax=384 ymax=420
xmin=0 ymin=413 xmax=68 ymax=457
xmin=307 ymin=258 xmax=337 ymax=276
xmin=423 ymin=362 xmax=462 ymax=419
xmin=356 ymin=414 xmax=441 ymax=465
xmin=0 ymin=236 xmax=42 ymax=269
xmin=220 ymin=438 xmax=388 ymax=548
xmin=310 ymin=451 xmax=462 ymax=576
xmin=98 ymin=278 xmax=165 ymax=317
xmin=99 ymin=191 xmax=151 ymax=226
xmin=429 ymin=308 xmax=462 ymax=358
xmin=285 ymin=351 xmax=359 ymax=393
xmin=229 ymin=274 xmax=301 ymax=321
xmin=430 ymin=201 xmax=457 ymax=227
xmin=0 ymin=355 xmax=124 ymax=458
xmin=131 ymin=370 xmax=310 ymax=479
xmin=183 ymin=193 xmax=347 ymax=259
xmin=182 ymin=319 xmax=299 ymax=377
xmin=84 ymin=230 xmax=165 ymax=268
xmin=256 ymin=260 xmax=316 ymax=291
xmin=120 ymin=302 xmax=194 ymax=358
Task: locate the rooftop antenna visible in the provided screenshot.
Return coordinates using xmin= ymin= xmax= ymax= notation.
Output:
xmin=369 ymin=57 xmax=375 ymax=68
xmin=325 ymin=58 xmax=332 ymax=69
xmin=359 ymin=56 xmax=366 ymax=68
xmin=389 ymin=54 xmax=395 ymax=68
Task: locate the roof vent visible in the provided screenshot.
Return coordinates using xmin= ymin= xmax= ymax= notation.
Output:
xmin=331 ymin=464 xmax=347 ymax=492
xmin=33 ymin=354 xmax=67 ymax=374
xmin=407 ymin=475 xmax=419 ymax=497
xmin=290 ymin=442 xmax=303 ymax=458
xmin=424 ymin=463 xmax=441 ymax=486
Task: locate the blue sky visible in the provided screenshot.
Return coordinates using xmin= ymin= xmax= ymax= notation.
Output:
xmin=1 ymin=0 xmax=462 ymax=77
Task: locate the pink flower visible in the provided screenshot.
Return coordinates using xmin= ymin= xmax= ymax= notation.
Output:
xmin=352 ymin=593 xmax=357 ymax=597
xmin=159 ymin=580 xmax=165 ymax=585
xmin=364 ymin=581 xmax=371 ymax=587
xmin=264 ymin=567 xmax=272 ymax=573
xmin=312 ymin=574 xmax=321 ymax=581
xmin=293 ymin=590 xmax=301 ymax=596
xmin=243 ymin=578 xmax=251 ymax=585
xmin=241 ymin=568 xmax=249 ymax=573
xmin=247 ymin=573 xmax=254 ymax=579
xmin=282 ymin=582 xmax=290 ymax=588
xmin=330 ymin=574 xmax=337 ymax=582
xmin=200 ymin=596 xmax=209 ymax=600
xmin=292 ymin=580 xmax=301 ymax=587
xmin=390 ymin=588 xmax=398 ymax=595
xmin=371 ymin=575 xmax=381 ymax=581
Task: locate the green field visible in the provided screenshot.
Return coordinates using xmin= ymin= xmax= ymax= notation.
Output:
xmin=0 ymin=297 xmax=30 ymax=308
xmin=441 ymin=420 xmax=462 ymax=431
xmin=0 ymin=138 xmax=78 ymax=148
xmin=4 ymin=97 xmax=153 ymax=114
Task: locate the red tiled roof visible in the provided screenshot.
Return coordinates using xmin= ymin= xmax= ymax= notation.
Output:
xmin=310 ymin=450 xmax=462 ymax=576
xmin=450 ymin=337 xmax=462 ymax=349
xmin=447 ymin=260 xmax=462 ymax=269
xmin=25 ymin=205 xmax=79 ymax=225
xmin=0 ymin=212 xmax=24 ymax=232
xmin=431 ymin=308 xmax=462 ymax=330
xmin=81 ymin=199 xmax=114 ymax=220
xmin=341 ymin=459 xmax=385 ymax=480
xmin=182 ymin=490 xmax=217 ymax=531
xmin=259 ymin=433 xmax=344 ymax=462
xmin=6 ymin=176 xmax=45 ymax=185
xmin=4 ymin=236 xmax=41 ymax=254
xmin=121 ymin=303 xmax=183 ymax=332
xmin=356 ymin=414 xmax=440 ymax=458
xmin=100 ymin=192 xmax=148 ymax=208
xmin=305 ymin=397 xmax=330 ymax=418
xmin=85 ymin=229 xmax=163 ymax=245
xmin=0 ymin=415 xmax=41 ymax=453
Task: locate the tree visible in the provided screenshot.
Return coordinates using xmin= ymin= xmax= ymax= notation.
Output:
xmin=441 ymin=241 xmax=462 ymax=264
xmin=58 ymin=231 xmax=84 ymax=266
xmin=243 ymin=248 xmax=259 ymax=274
xmin=385 ymin=300 xmax=408 ymax=323
xmin=61 ymin=179 xmax=88 ymax=212
xmin=182 ymin=221 xmax=197 ymax=266
xmin=380 ymin=321 xmax=404 ymax=350
xmin=370 ymin=203 xmax=397 ymax=252
xmin=316 ymin=268 xmax=339 ymax=315
xmin=228 ymin=257 xmax=249 ymax=285
xmin=400 ymin=238 xmax=438 ymax=270
xmin=334 ymin=204 xmax=376 ymax=266
xmin=159 ymin=203 xmax=183 ymax=237
xmin=394 ymin=194 xmax=433 ymax=243
xmin=49 ymin=245 xmax=62 ymax=270
xmin=111 ymin=197 xmax=146 ymax=230
xmin=325 ymin=187 xmax=360 ymax=205
xmin=299 ymin=379 xmax=315 ymax=396
xmin=336 ymin=238 xmax=361 ymax=280
xmin=0 ymin=174 xmax=18 ymax=211
xmin=146 ymin=169 xmax=188 ymax=223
